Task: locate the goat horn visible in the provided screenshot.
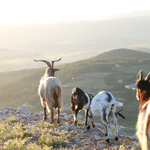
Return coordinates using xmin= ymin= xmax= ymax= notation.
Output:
xmin=118 ymin=112 xmax=125 ymax=119
xmin=136 ymin=70 xmax=143 ymax=80
xmin=51 ymin=58 xmax=62 ymax=68
xmin=125 ymin=84 xmax=138 ymax=89
xmin=117 ymin=109 xmax=123 ymax=113
xmin=145 ymin=73 xmax=150 ymax=81
xmin=34 ymin=59 xmax=51 ymax=67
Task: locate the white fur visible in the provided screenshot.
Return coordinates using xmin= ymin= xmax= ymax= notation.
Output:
xmin=83 ymin=93 xmax=91 ymax=110
xmin=90 ymin=91 xmax=123 ymax=141
xmin=38 ymin=77 xmax=63 ymax=112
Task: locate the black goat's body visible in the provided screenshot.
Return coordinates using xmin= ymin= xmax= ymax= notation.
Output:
xmin=71 ymin=87 xmax=94 ymax=127
xmin=125 ymin=71 xmax=150 ymax=150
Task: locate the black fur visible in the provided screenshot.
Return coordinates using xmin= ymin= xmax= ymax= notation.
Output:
xmin=71 ymin=87 xmax=94 ymax=127
xmin=105 ymin=92 xmax=112 ymax=102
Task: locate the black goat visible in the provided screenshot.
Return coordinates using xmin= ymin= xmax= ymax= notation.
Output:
xmin=125 ymin=70 xmax=150 ymax=150
xmin=71 ymin=87 xmax=94 ymax=127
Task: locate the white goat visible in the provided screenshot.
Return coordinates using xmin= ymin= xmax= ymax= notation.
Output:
xmin=89 ymin=91 xmax=124 ymax=142
xmin=34 ymin=58 xmax=63 ymax=124
xmin=125 ymin=70 xmax=150 ymax=150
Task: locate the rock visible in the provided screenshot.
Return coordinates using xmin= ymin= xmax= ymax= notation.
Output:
xmin=60 ymin=113 xmax=68 ymax=117
xmin=94 ymin=135 xmax=102 ymax=140
xmin=127 ymin=144 xmax=140 ymax=149
xmin=74 ymin=137 xmax=80 ymax=143
xmin=119 ymin=129 xmax=128 ymax=138
xmin=127 ymin=136 xmax=138 ymax=141
xmin=94 ymin=135 xmax=106 ymax=140
xmin=60 ymin=122 xmax=70 ymax=130
xmin=67 ymin=114 xmax=73 ymax=120
xmin=97 ymin=144 xmax=107 ymax=148
xmin=3 ymin=109 xmax=9 ymax=114
xmin=95 ymin=123 xmax=104 ymax=129
xmin=68 ymin=124 xmax=78 ymax=131
xmin=30 ymin=122 xmax=36 ymax=126
xmin=27 ymin=115 xmax=37 ymax=120
xmin=15 ymin=114 xmax=21 ymax=119
xmin=17 ymin=107 xmax=28 ymax=114
xmin=77 ymin=114 xmax=84 ymax=121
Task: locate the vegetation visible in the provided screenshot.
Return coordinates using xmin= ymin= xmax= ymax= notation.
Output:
xmin=0 ymin=116 xmax=72 ymax=149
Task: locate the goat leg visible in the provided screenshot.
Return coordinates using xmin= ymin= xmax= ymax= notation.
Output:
xmin=85 ymin=109 xmax=88 ymax=126
xmin=74 ymin=108 xmax=80 ymax=125
xmin=43 ymin=106 xmax=47 ymax=121
xmin=50 ymin=109 xmax=54 ymax=124
xmin=57 ymin=108 xmax=60 ymax=124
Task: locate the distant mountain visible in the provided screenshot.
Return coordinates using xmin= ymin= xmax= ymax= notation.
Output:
xmin=1 ymin=16 xmax=150 ymax=72
xmin=92 ymin=48 xmax=150 ymax=60
xmin=94 ymin=10 xmax=150 ymax=21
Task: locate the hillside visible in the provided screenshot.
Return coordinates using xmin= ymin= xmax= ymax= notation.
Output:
xmin=0 ymin=48 xmax=150 ymax=135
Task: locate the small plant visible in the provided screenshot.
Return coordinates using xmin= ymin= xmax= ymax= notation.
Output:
xmin=7 ymin=116 xmax=17 ymax=123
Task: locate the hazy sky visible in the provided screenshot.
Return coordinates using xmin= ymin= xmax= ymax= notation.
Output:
xmin=0 ymin=0 xmax=150 ymax=25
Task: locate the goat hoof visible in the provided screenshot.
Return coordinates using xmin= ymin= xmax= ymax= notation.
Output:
xmin=105 ymin=133 xmax=108 ymax=136
xmin=84 ymin=123 xmax=88 ymax=126
xmin=115 ymin=137 xmax=118 ymax=141
xmin=87 ymin=126 xmax=90 ymax=130
xmin=57 ymin=120 xmax=60 ymax=124
xmin=92 ymin=124 xmax=95 ymax=128
xmin=50 ymin=120 xmax=54 ymax=124
xmin=74 ymin=121 xmax=77 ymax=126
xmin=105 ymin=138 xmax=110 ymax=143
xmin=43 ymin=117 xmax=47 ymax=121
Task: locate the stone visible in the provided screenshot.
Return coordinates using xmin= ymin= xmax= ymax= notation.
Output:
xmin=17 ymin=107 xmax=28 ymax=114
xmin=119 ymin=129 xmax=128 ymax=138
xmin=97 ymin=144 xmax=107 ymax=148
xmin=74 ymin=137 xmax=80 ymax=143
xmin=27 ymin=115 xmax=37 ymax=120
xmin=68 ymin=124 xmax=78 ymax=131
xmin=60 ymin=113 xmax=68 ymax=117
xmin=94 ymin=135 xmax=106 ymax=140
xmin=30 ymin=122 xmax=36 ymax=126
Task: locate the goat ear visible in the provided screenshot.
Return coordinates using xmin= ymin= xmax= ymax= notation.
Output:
xmin=125 ymin=84 xmax=138 ymax=90
xmin=54 ymin=69 xmax=60 ymax=72
xmin=136 ymin=70 xmax=143 ymax=80
xmin=145 ymin=73 xmax=150 ymax=81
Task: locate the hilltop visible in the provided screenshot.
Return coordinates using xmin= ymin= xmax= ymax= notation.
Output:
xmin=0 ymin=107 xmax=140 ymax=149
xmin=0 ymin=48 xmax=150 ymax=133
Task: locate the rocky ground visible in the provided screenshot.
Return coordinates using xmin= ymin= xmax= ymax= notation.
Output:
xmin=0 ymin=107 xmax=141 ymax=150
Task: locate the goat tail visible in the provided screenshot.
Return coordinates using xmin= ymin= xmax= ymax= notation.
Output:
xmin=54 ymin=86 xmax=63 ymax=110
xmin=115 ymin=101 xmax=123 ymax=107
xmin=46 ymin=85 xmax=62 ymax=113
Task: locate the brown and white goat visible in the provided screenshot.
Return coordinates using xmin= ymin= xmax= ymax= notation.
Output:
xmin=34 ymin=58 xmax=63 ymax=124
xmin=125 ymin=70 xmax=150 ymax=150
xmin=71 ymin=87 xmax=94 ymax=128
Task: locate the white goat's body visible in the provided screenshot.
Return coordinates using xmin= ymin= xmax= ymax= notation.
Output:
xmin=91 ymin=91 xmax=122 ymax=116
xmin=38 ymin=77 xmax=62 ymax=112
xmin=136 ymin=101 xmax=150 ymax=150
xmin=90 ymin=91 xmax=123 ymax=142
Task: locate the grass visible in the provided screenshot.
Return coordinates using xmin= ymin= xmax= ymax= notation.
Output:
xmin=0 ymin=116 xmax=72 ymax=150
